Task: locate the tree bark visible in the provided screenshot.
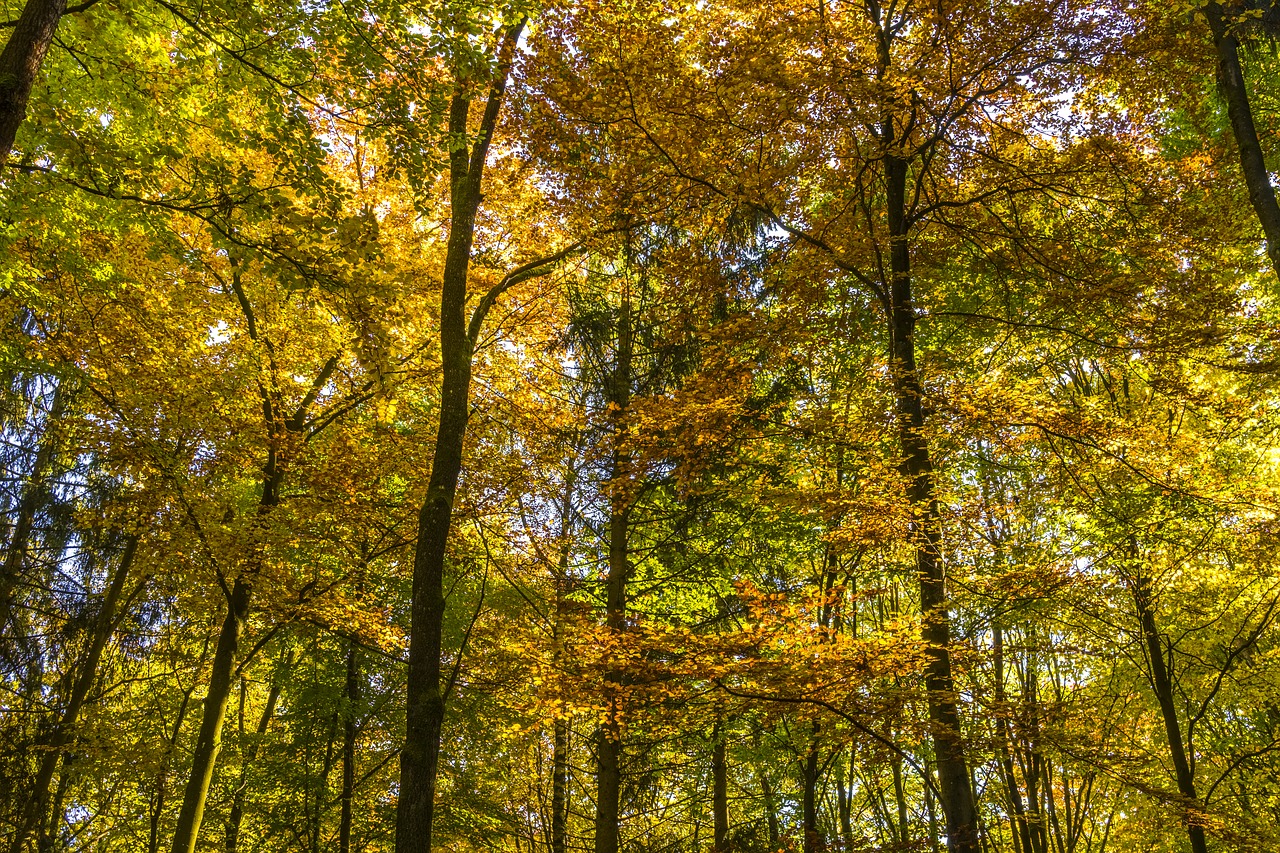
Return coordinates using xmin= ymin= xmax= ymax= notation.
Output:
xmin=395 ymin=24 xmax=524 ymax=853
xmin=1132 ymin=564 xmax=1208 ymax=853
xmin=1204 ymin=2 xmax=1280 ymax=280
xmin=712 ymin=722 xmax=729 ymax=853
xmin=594 ymin=289 xmax=632 ymax=853
xmin=170 ymin=572 xmax=254 ymax=853
xmin=0 ymin=0 xmax=66 ymax=162
xmin=8 ymin=534 xmax=138 ymax=853
xmin=884 ymin=147 xmax=979 ymax=853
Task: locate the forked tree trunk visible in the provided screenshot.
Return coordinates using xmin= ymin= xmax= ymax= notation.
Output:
xmin=396 ymin=24 xmax=524 ymax=853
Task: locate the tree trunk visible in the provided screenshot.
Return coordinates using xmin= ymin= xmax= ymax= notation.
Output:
xmin=8 ymin=533 xmax=138 ymax=853
xmin=1132 ymin=565 xmax=1208 ymax=853
xmin=884 ymin=148 xmax=978 ymax=852
xmin=339 ymin=640 xmax=359 ymax=853
xmin=396 ymin=24 xmax=523 ymax=853
xmin=595 ymin=289 xmax=632 ymax=853
xmin=712 ymin=721 xmax=729 ymax=852
xmin=151 ymin=685 xmax=196 ymax=853
xmin=224 ymin=660 xmax=287 ymax=853
xmin=801 ymin=728 xmax=821 ymax=853
xmin=1204 ymin=2 xmax=1280 ymax=280
xmin=170 ymin=573 xmax=253 ymax=853
xmin=0 ymin=383 xmax=66 ymax=640
xmin=0 ymin=0 xmax=66 ymax=162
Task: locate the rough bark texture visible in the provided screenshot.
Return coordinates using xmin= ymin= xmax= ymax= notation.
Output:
xmin=0 ymin=0 xmax=66 ymax=162
xmin=884 ymin=148 xmax=978 ymax=852
xmin=1204 ymin=2 xmax=1280 ymax=280
xmin=8 ymin=534 xmax=138 ymax=853
xmin=395 ymin=24 xmax=523 ymax=853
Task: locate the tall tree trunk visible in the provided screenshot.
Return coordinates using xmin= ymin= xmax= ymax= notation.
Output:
xmin=8 ymin=533 xmax=138 ymax=853
xmin=799 ymin=720 xmax=822 ymax=853
xmin=712 ymin=721 xmax=729 ymax=853
xmin=1204 ymin=2 xmax=1280 ymax=279
xmin=339 ymin=640 xmax=359 ymax=853
xmin=0 ymin=0 xmax=66 ymax=162
xmin=396 ymin=24 xmax=523 ymax=853
xmin=595 ymin=289 xmax=632 ymax=853
xmin=170 ymin=572 xmax=253 ymax=853
xmin=151 ymin=684 xmax=197 ymax=853
xmin=0 ymin=383 xmax=66 ymax=639
xmin=995 ymin=624 xmax=1035 ymax=853
xmin=1132 ymin=563 xmax=1207 ymax=853
xmin=884 ymin=147 xmax=978 ymax=853
xmin=224 ymin=659 xmax=287 ymax=853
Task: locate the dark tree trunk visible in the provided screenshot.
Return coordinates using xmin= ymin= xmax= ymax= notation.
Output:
xmin=712 ymin=724 xmax=729 ymax=853
xmin=8 ymin=534 xmax=138 ymax=853
xmin=339 ymin=640 xmax=359 ymax=853
xmin=1204 ymin=2 xmax=1280 ymax=279
xmin=1132 ymin=564 xmax=1208 ymax=853
xmin=883 ymin=148 xmax=979 ymax=852
xmin=595 ymin=290 xmax=632 ymax=853
xmin=801 ymin=733 xmax=821 ymax=853
xmin=395 ymin=24 xmax=524 ymax=853
xmin=0 ymin=0 xmax=66 ymax=162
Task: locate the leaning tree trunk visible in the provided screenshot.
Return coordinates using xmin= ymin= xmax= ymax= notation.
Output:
xmin=1204 ymin=1 xmax=1280 ymax=280
xmin=0 ymin=382 xmax=67 ymax=640
xmin=884 ymin=148 xmax=979 ymax=853
xmin=1132 ymin=562 xmax=1208 ymax=853
xmin=0 ymin=0 xmax=67 ymax=162
xmin=8 ymin=534 xmax=138 ymax=853
xmin=224 ymin=658 xmax=287 ymax=853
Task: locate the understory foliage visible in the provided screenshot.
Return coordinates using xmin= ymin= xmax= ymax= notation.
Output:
xmin=2 ymin=0 xmax=1279 ymax=852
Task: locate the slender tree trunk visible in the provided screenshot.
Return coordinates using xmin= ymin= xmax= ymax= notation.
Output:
xmin=712 ymin=721 xmax=729 ymax=853
xmin=1204 ymin=2 xmax=1280 ymax=279
xmin=151 ymin=685 xmax=196 ymax=853
xmin=396 ymin=25 xmax=523 ymax=853
xmin=1132 ymin=565 xmax=1207 ymax=853
xmin=595 ymin=290 xmax=632 ymax=853
xmin=801 ymin=728 xmax=820 ymax=853
xmin=170 ymin=573 xmax=253 ymax=853
xmin=884 ymin=147 xmax=978 ymax=852
xmin=0 ymin=383 xmax=66 ymax=639
xmin=8 ymin=534 xmax=137 ymax=853
xmin=0 ymin=0 xmax=67 ymax=162
xmin=339 ymin=640 xmax=359 ymax=853
xmin=224 ymin=660 xmax=286 ymax=853
xmin=995 ymin=624 xmax=1035 ymax=853
xmin=760 ymin=772 xmax=780 ymax=849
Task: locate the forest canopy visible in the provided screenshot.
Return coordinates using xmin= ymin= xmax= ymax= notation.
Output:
xmin=2 ymin=1 xmax=1280 ymax=852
